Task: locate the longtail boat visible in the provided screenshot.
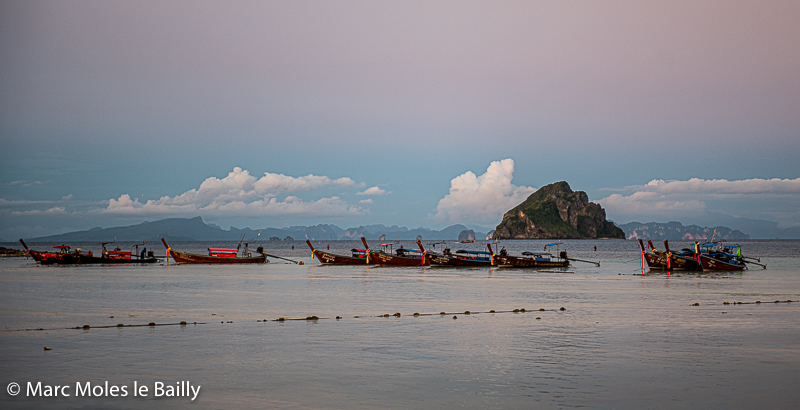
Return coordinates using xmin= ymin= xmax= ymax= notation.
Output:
xmin=161 ymin=238 xmax=266 ymax=264
xmin=638 ymin=239 xmax=698 ymax=271
xmin=662 ymin=239 xmax=700 ymax=271
xmin=306 ymin=240 xmax=373 ymax=265
xmin=362 ymin=237 xmax=429 ymax=266
xmin=638 ymin=239 xmax=667 ymax=269
xmin=20 ymin=239 xmax=159 ymax=265
xmin=495 ymin=242 xmax=570 ymax=268
xmin=696 ymin=241 xmax=763 ymax=271
xmin=421 ymin=239 xmax=495 ymax=267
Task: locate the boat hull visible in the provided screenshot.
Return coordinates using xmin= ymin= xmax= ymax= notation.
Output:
xmin=644 ymin=252 xmax=700 ymax=271
xmin=495 ymin=255 xmax=569 ymax=268
xmin=306 ymin=240 xmax=373 ymax=265
xmin=368 ymin=251 xmax=429 ymax=266
xmin=312 ymin=249 xmax=372 ymax=265
xmin=700 ymin=254 xmax=745 ymax=271
xmin=41 ymin=254 xmax=158 ymax=265
xmin=427 ymin=252 xmax=492 ymax=267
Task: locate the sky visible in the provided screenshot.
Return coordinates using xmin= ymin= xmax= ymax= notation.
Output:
xmin=1 ymin=1 xmax=799 ymax=239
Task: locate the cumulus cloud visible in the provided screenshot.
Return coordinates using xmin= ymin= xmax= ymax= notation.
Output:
xmin=597 ymin=177 xmax=800 ymax=222
xmin=358 ymin=198 xmax=374 ymax=204
xmin=357 ymin=186 xmax=388 ymax=196
xmin=430 ymin=159 xmax=536 ymax=226
xmin=101 ymin=167 xmax=367 ymax=218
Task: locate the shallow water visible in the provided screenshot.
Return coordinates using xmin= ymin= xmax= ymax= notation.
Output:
xmin=1 ymin=240 xmax=799 ymax=409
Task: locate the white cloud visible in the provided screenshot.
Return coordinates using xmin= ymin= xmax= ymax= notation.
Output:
xmin=636 ymin=178 xmax=800 ymax=196
xmin=357 ymin=186 xmax=388 ymax=196
xmin=430 ymin=158 xmax=536 ymax=226
xmin=597 ymin=177 xmax=800 ymax=223
xmin=358 ymin=198 xmax=374 ymax=204
xmin=101 ymin=167 xmax=367 ymax=218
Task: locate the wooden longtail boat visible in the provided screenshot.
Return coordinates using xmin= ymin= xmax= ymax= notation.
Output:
xmin=20 ymin=239 xmax=158 ymax=264
xmin=697 ymin=242 xmax=751 ymax=271
xmin=638 ymin=239 xmax=667 ymax=269
xmin=306 ymin=240 xmax=373 ymax=265
xmin=362 ymin=237 xmax=429 ymax=266
xmin=421 ymin=239 xmax=495 ymax=267
xmin=161 ymin=238 xmax=266 ymax=264
xmin=662 ymin=240 xmax=700 ymax=271
xmin=495 ymin=242 xmax=570 ymax=268
xmin=638 ymin=239 xmax=699 ymax=271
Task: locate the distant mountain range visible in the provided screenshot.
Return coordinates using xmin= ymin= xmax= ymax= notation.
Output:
xmin=12 ymin=215 xmax=800 ymax=243
xmin=24 ymin=217 xmax=487 ymax=242
xmin=618 ymin=221 xmax=749 ymax=241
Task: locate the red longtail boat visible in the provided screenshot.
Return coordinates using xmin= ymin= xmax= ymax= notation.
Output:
xmin=161 ymin=238 xmax=266 ymax=264
xmin=362 ymin=237 xmax=429 ymax=266
xmin=306 ymin=240 xmax=373 ymax=265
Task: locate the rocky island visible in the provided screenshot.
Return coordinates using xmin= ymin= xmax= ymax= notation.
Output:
xmin=494 ymin=181 xmax=624 ymax=239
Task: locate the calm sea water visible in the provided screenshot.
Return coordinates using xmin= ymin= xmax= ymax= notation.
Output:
xmin=1 ymin=239 xmax=799 ymax=409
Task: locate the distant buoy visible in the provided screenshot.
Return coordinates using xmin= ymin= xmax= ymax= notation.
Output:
xmin=440 ymin=312 xmax=446 ymax=315
xmin=452 ymin=315 xmax=457 ymax=319
xmin=539 ymin=308 xmax=545 ymax=311
xmin=336 ymin=316 xmax=342 ymax=320
xmin=109 ymin=316 xmax=114 ymax=318
xmin=489 ymin=310 xmax=495 ymax=313
xmin=520 ymin=308 xmax=526 ymax=312
xmin=536 ymin=317 xmax=541 ymax=320
xmin=464 ymin=311 xmax=470 ymax=315
xmin=394 ymin=312 xmax=401 ymax=317
xmin=513 ymin=309 xmax=519 ymax=313
xmin=180 ymin=321 xmax=187 ymax=325
xmin=117 ymin=324 xmax=124 ymax=327
xmin=299 ymin=261 xmax=304 ymax=265
xmin=82 ymin=325 xmax=90 ymax=329
xmin=559 ymin=307 xmax=566 ymax=311
xmin=44 ymin=346 xmax=51 ymax=350
xmin=413 ymin=312 xmax=420 ymax=316
xmin=278 ymin=317 xmax=286 ymax=322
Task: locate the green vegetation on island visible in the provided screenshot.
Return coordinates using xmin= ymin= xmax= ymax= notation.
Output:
xmin=494 ymin=181 xmax=624 ymax=239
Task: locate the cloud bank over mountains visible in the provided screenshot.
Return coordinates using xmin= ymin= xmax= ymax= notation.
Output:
xmin=598 ymin=177 xmax=800 ymax=227
xmin=102 ymin=167 xmax=366 ymax=218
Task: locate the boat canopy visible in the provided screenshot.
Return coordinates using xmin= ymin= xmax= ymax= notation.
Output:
xmin=522 ymin=251 xmax=551 ymax=256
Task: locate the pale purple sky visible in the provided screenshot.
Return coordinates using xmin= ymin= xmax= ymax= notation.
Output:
xmin=1 ymin=1 xmax=799 ymax=238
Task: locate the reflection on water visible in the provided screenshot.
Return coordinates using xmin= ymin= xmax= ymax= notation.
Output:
xmin=1 ymin=240 xmax=799 ymax=409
